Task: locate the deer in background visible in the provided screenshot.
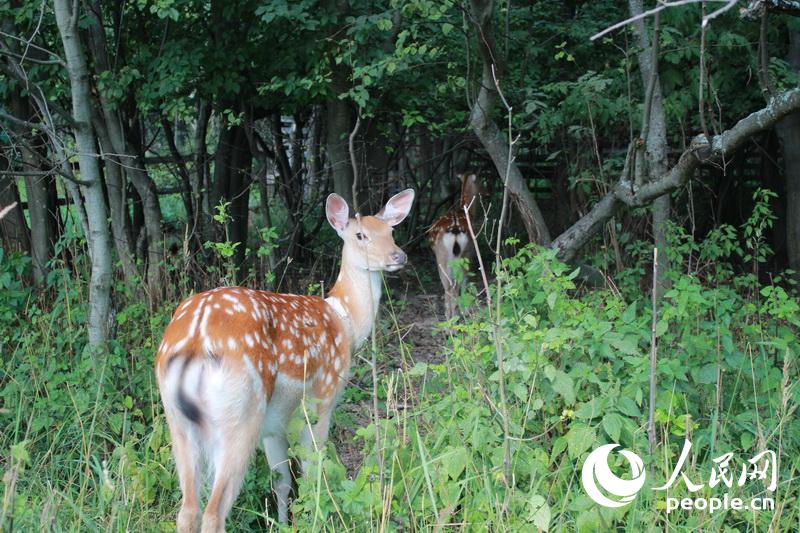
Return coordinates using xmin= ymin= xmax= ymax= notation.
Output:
xmin=428 ymin=173 xmax=481 ymax=318
xmin=155 ymin=189 xmax=415 ymax=531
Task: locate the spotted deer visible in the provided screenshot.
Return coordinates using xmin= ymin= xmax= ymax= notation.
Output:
xmin=155 ymin=189 xmax=415 ymax=531
xmin=428 ymin=173 xmax=481 ymax=318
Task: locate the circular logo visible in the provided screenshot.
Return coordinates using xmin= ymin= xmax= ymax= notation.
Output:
xmin=581 ymin=444 xmax=646 ymax=507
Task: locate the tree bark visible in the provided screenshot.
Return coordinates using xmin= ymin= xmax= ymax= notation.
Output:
xmin=552 ymin=88 xmax=800 ymax=262
xmin=467 ymin=0 xmax=551 ymax=244
xmin=54 ymin=0 xmax=113 ymax=351
xmin=775 ymin=27 xmax=800 ymax=277
xmin=93 ymin=113 xmax=138 ymax=282
xmin=629 ymin=0 xmax=672 ymax=295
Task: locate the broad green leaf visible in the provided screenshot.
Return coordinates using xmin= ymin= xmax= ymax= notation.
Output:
xmin=565 ymin=424 xmax=596 ymax=459
xmin=617 ymin=397 xmax=642 ymax=417
xmin=551 ymin=370 xmax=575 ymax=405
xmin=602 ymin=413 xmax=624 ymax=442
xmin=527 ymin=494 xmax=551 ymax=530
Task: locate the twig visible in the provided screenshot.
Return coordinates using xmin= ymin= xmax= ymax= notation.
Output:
xmin=349 ymin=109 xmax=362 ymax=212
xmin=463 ymin=200 xmax=492 ymax=308
xmin=490 ymin=62 xmax=514 ymax=514
xmin=0 ymin=202 xmax=18 ymax=220
xmin=591 ymin=0 xmax=729 ymax=41
xmin=648 ymin=248 xmax=658 ymax=459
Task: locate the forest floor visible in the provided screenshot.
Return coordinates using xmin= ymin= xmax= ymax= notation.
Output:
xmin=329 ymin=252 xmax=449 ymax=477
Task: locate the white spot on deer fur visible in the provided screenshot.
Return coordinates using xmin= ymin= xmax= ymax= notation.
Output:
xmin=213 ymin=303 xmax=221 ymax=309
xmin=326 ymin=373 xmax=333 ymax=384
xmin=244 ymin=334 xmax=254 ymax=348
xmin=334 ymin=358 xmax=341 ymax=371
xmin=334 ymin=334 xmax=342 ymax=346
xmin=279 ymin=353 xmax=286 ymax=364
xmin=227 ymin=337 xmax=238 ymax=350
xmin=173 ymin=337 xmax=188 ymax=352
xmin=222 ymin=293 xmax=238 ymax=304
xmin=199 ymin=304 xmax=211 ymax=338
xmin=283 ymin=339 xmax=293 ymax=350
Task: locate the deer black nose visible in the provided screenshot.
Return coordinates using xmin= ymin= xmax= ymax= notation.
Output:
xmin=390 ymin=250 xmax=407 ymax=265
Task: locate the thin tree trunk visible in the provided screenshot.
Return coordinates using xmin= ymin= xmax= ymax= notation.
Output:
xmin=194 ymin=99 xmax=211 ymax=246
xmin=93 ymin=114 xmax=138 ymax=282
xmin=54 ymin=0 xmax=112 ymax=351
xmin=630 ymin=0 xmax=672 ymax=296
xmin=467 ymin=0 xmax=551 ymax=244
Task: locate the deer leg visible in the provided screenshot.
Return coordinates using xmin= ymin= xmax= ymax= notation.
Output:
xmin=167 ymin=415 xmax=201 ymax=533
xmin=300 ymin=396 xmax=336 ymax=475
xmin=262 ymin=387 xmax=301 ymax=524
xmin=433 ymin=242 xmax=456 ymax=318
xmin=200 ymin=418 xmax=261 ymax=533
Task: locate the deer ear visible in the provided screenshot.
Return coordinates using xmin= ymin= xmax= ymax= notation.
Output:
xmin=376 ymin=188 xmax=415 ymax=227
xmin=326 ymin=193 xmax=350 ymax=234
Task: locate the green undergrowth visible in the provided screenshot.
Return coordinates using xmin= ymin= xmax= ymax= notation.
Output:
xmin=1 ymin=226 xmax=798 ymax=531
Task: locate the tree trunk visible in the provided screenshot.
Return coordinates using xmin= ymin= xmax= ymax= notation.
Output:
xmin=54 ymin=0 xmax=113 ymax=351
xmin=0 ymin=165 xmax=30 ymax=256
xmin=126 ymin=121 xmax=165 ymax=301
xmin=93 ymin=113 xmax=138 ymax=281
xmin=467 ymin=0 xmax=551 ymax=244
xmin=776 ymin=28 xmax=800 ymax=277
xmin=629 ymin=0 xmax=672 ymax=295
xmin=86 ymin=4 xmax=162 ymax=300
xmin=325 ymin=67 xmax=355 ymax=206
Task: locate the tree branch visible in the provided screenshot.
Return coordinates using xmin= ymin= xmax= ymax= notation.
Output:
xmin=552 ymin=88 xmax=800 ymax=261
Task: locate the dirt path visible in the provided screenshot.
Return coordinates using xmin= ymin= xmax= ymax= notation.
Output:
xmin=331 ymin=257 xmax=448 ymax=478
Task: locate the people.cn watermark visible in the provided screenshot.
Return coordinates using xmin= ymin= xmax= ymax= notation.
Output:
xmin=580 ymin=439 xmax=777 ymax=513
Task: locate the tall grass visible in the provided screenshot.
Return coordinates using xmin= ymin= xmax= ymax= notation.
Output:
xmin=1 ymin=224 xmax=798 ymax=531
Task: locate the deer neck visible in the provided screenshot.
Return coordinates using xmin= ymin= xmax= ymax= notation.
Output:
xmin=326 ymin=249 xmax=383 ymax=350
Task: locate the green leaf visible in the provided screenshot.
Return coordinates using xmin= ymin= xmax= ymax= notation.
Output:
xmin=611 ymin=334 xmax=639 ymax=355
xmin=11 ymin=440 xmax=30 ymax=465
xmin=547 ymin=292 xmax=558 ymax=310
xmin=696 ymin=363 xmax=718 ymax=384
xmin=527 ymin=494 xmax=551 ymax=530
xmin=442 ymin=22 xmax=454 ymax=35
xmin=408 ymin=362 xmax=428 ymax=376
xmin=574 ymin=397 xmax=606 ymax=420
xmin=617 ymin=397 xmax=642 ymax=417
xmin=622 ymin=302 xmax=637 ymax=324
xmin=565 ymin=424 xmax=596 ymax=459
xmin=602 ymin=413 xmax=624 ymax=442
xmin=551 ymin=370 xmax=575 ymax=405
xmin=446 ymin=447 xmax=469 ymax=479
